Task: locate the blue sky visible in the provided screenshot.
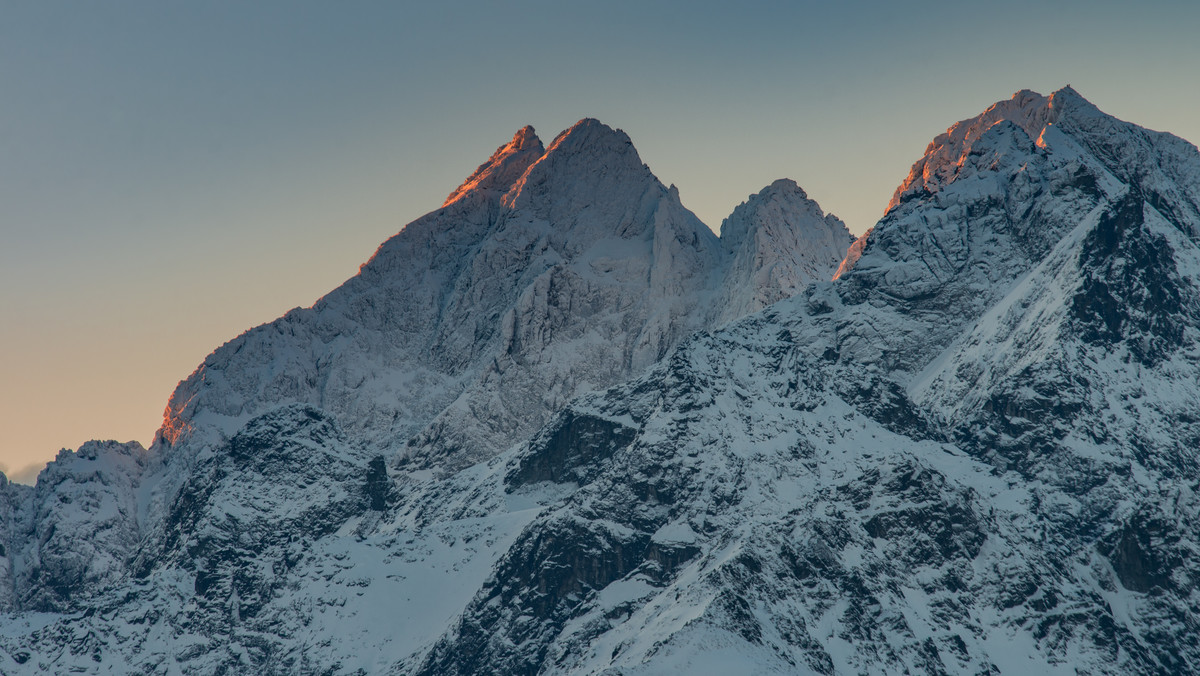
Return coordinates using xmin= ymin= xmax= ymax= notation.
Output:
xmin=2 ymin=0 xmax=1198 ymax=480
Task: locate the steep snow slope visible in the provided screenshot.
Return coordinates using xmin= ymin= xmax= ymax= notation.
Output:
xmin=830 ymin=114 xmax=1119 ymax=373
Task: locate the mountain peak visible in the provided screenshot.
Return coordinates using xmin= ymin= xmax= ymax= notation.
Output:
xmin=1049 ymin=84 xmax=1082 ymax=103
xmin=886 ymin=86 xmax=1100 ymax=212
xmin=1046 ymin=84 xmax=1102 ymax=121
xmin=1008 ymin=87 xmax=1047 ymax=108
xmin=443 ymin=125 xmax=545 ymax=207
xmin=510 ymin=125 xmax=540 ymax=151
xmin=762 ymin=177 xmax=808 ymax=199
xmin=500 ymin=118 xmax=658 ymax=213
xmin=720 ymin=179 xmax=816 ymax=246
xmin=545 ymin=118 xmax=636 ymax=156
xmin=718 ymin=178 xmax=849 ymax=257
xmin=1002 ymin=86 xmax=1097 ymax=125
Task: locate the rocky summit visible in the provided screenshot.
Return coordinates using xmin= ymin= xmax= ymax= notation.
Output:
xmin=3 ymin=87 xmax=1199 ymax=675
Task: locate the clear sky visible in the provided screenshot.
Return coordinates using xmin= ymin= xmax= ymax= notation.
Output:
xmin=2 ymin=0 xmax=1198 ymax=483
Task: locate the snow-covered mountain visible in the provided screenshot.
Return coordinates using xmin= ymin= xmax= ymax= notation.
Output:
xmin=413 ymin=87 xmax=1200 ymax=675
xmin=0 ymin=117 xmax=849 ymax=673
xmin=0 ymin=476 xmax=27 ymax=613
xmin=157 ymin=118 xmax=845 ymax=474
xmin=4 ymin=86 xmax=1200 ymax=675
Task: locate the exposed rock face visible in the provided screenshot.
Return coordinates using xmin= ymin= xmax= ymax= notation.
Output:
xmin=6 ymin=87 xmax=1200 ymax=675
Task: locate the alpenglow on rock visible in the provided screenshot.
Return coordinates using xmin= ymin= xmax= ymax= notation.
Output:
xmin=6 ymin=86 xmax=1197 ymax=676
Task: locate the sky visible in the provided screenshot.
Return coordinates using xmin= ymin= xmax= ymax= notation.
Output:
xmin=2 ymin=0 xmax=1198 ymax=483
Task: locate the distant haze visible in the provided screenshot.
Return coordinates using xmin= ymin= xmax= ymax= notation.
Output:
xmin=2 ymin=0 xmax=1198 ymax=481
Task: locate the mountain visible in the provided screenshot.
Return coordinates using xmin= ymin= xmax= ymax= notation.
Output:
xmin=4 ymin=86 xmax=1199 ymax=675
xmin=409 ymin=87 xmax=1200 ymax=675
xmin=0 ymin=119 xmax=851 ymax=673
xmin=156 ymin=119 xmax=847 ymax=475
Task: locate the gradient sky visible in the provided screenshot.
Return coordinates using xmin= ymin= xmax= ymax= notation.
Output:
xmin=2 ymin=0 xmax=1198 ymax=483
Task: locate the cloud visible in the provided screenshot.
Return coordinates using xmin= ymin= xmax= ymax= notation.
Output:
xmin=0 ymin=460 xmax=45 ymax=486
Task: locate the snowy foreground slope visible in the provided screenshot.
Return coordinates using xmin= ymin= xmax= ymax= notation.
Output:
xmin=4 ymin=86 xmax=1200 ymax=675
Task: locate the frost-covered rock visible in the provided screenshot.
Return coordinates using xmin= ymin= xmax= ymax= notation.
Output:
xmin=157 ymin=125 xmax=549 ymax=458
xmin=398 ymin=120 xmax=726 ymax=470
xmin=158 ymin=119 xmax=846 ymax=479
